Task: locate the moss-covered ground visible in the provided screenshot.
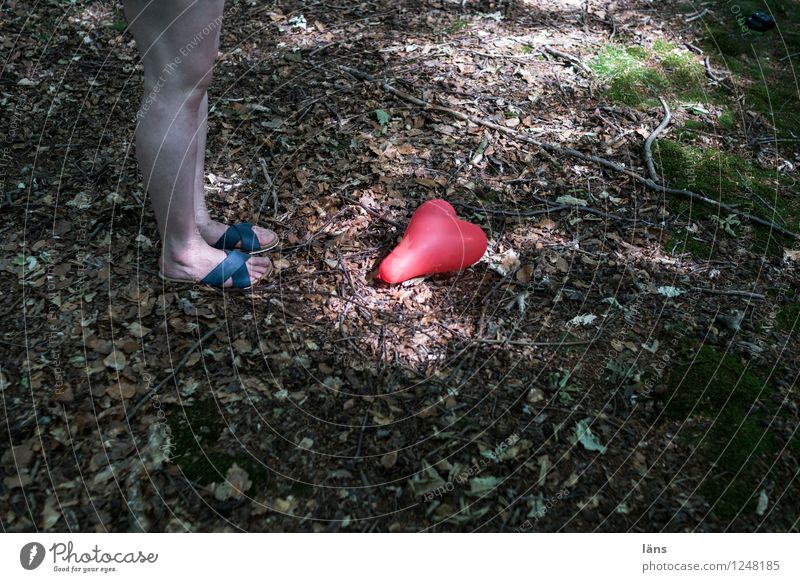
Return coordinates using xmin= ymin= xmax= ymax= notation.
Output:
xmin=652 ymin=138 xmax=798 ymax=256
xmin=699 ymin=0 xmax=800 ymax=141
xmin=661 ymin=344 xmax=796 ymax=521
xmin=590 ymin=40 xmax=715 ymax=107
xmin=589 ymin=2 xmax=800 ymax=260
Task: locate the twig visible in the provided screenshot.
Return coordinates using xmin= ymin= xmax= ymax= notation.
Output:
xmin=744 ymin=179 xmax=785 ymax=225
xmin=126 ymin=326 xmax=223 ymax=422
xmin=464 ymin=50 xmax=538 ymax=63
xmin=693 ymin=287 xmax=766 ymax=300
xmin=606 ymin=15 xmax=617 ymax=41
xmin=704 ymin=56 xmax=723 ymax=82
xmin=540 ymin=46 xmax=592 ymax=75
xmin=454 ymin=201 xmax=656 ymax=225
xmin=0 ymin=338 xmax=27 ymax=348
xmin=354 ymin=412 xmax=368 ymax=460
xmin=308 ymin=41 xmax=337 ymax=58
xmin=258 ymin=157 xmax=278 ymax=215
xmin=685 ymin=43 xmax=704 ymax=55
xmin=473 ymin=338 xmax=594 ymax=347
xmin=281 ymin=209 xmax=349 ymax=255
xmin=336 ymin=247 xmax=361 ymax=300
xmin=749 ymin=136 xmax=800 ymax=145
xmin=685 ymin=8 xmax=711 ymax=23
xmin=455 ymin=202 xmax=572 ymax=217
xmin=703 ymin=57 xmax=733 ymax=90
xmin=644 ymin=97 xmax=672 ymax=183
xmin=340 ymin=66 xmax=799 ymax=241
xmin=581 ymin=0 xmax=589 ymax=33
xmin=340 ymin=194 xmax=402 ymax=228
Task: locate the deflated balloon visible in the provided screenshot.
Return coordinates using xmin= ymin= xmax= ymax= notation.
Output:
xmin=377 ymin=199 xmax=487 ymax=284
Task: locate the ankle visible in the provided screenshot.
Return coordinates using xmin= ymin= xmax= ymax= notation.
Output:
xmin=161 ymin=234 xmax=207 ymax=267
xmin=195 ymin=212 xmax=212 ymax=228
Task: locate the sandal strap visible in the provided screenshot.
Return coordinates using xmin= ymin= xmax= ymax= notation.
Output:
xmin=200 ymin=250 xmax=252 ymax=288
xmin=213 ymin=222 xmax=260 ymax=252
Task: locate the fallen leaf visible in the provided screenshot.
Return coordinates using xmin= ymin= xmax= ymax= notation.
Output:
xmin=656 ymin=286 xmax=684 ymax=298
xmin=572 ymin=419 xmax=607 ymax=454
xmin=567 ymin=313 xmax=597 ymax=327
xmin=41 ymin=496 xmax=61 ymax=529
xmin=106 ymin=380 xmax=136 ymax=400
xmin=756 ymin=490 xmax=769 ymax=516
xmin=516 ymin=264 xmax=535 ymax=283
xmin=210 ymin=463 xmax=252 ymax=501
xmin=469 ymin=476 xmax=500 ymax=495
xmin=555 ymin=194 xmax=588 ymax=206
xmin=381 ymin=451 xmax=398 ymax=468
xmin=408 ymin=461 xmax=446 ymax=497
xmin=103 ymin=351 xmax=127 ymax=371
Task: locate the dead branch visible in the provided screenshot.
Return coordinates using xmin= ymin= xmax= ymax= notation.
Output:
xmin=693 ymin=287 xmax=766 ymax=300
xmin=474 ymin=337 xmax=594 ymax=347
xmin=606 ymin=14 xmax=617 ymax=41
xmin=258 ymin=157 xmax=278 ymax=215
xmin=685 ymin=42 xmax=704 ymax=54
xmin=644 ymin=97 xmax=672 ymax=182
xmin=703 ymin=57 xmax=734 ymax=91
xmin=684 ymin=8 xmax=711 ymax=22
xmin=454 ymin=201 xmax=658 ymax=225
xmin=339 ymin=66 xmax=799 ymax=241
xmin=464 ymin=50 xmax=538 ymax=63
xmin=454 ymin=202 xmax=572 ymax=217
xmin=685 ymin=8 xmax=711 ymax=23
xmin=540 ymin=46 xmax=592 ymax=75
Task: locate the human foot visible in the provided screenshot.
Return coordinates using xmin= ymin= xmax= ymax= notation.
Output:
xmin=159 ymin=238 xmax=272 ymax=288
xmin=198 ymin=219 xmax=278 ymax=253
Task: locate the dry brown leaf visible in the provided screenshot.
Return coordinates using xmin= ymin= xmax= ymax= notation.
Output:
xmin=103 ymin=351 xmax=127 ymax=371
xmin=381 ymin=451 xmax=398 ymax=468
xmin=106 ymin=379 xmax=137 ymax=400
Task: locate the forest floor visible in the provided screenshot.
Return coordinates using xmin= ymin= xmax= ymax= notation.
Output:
xmin=1 ymin=0 xmax=799 ymax=532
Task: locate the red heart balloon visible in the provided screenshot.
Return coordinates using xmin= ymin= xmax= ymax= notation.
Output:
xmin=378 ymin=199 xmax=487 ymax=284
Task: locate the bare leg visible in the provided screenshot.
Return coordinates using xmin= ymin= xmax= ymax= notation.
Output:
xmin=192 ymin=92 xmax=277 ymax=248
xmin=124 ymin=0 xmax=272 ymax=285
xmin=193 ymin=91 xmax=213 ymax=228
xmin=192 ymin=98 xmax=278 ymax=249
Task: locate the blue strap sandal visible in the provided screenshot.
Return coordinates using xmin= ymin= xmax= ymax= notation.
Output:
xmin=160 ymin=250 xmax=269 ymax=291
xmin=212 ymin=222 xmax=278 ymax=254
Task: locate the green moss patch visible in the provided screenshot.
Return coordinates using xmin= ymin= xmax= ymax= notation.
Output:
xmin=590 ymin=42 xmax=711 ymax=107
xmin=662 ymin=345 xmax=779 ymax=519
xmin=717 ymin=108 xmax=736 ymax=129
xmin=775 ymin=301 xmax=799 ymax=332
xmin=699 ymin=1 xmax=800 ymax=142
xmin=653 ymin=139 xmax=798 ymax=255
xmin=444 ymin=18 xmax=469 ymax=35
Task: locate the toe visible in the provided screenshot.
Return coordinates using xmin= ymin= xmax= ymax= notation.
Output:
xmin=248 ymin=257 xmax=273 ymax=284
xmin=254 ymin=226 xmax=278 ymax=249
